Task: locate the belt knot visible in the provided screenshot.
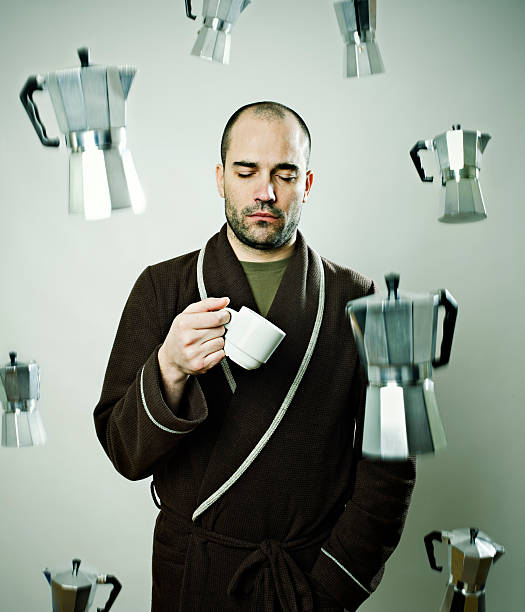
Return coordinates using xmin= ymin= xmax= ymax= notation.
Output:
xmin=227 ymin=538 xmax=314 ymax=612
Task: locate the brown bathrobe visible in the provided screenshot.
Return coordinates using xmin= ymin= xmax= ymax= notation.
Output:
xmin=94 ymin=225 xmax=415 ymax=612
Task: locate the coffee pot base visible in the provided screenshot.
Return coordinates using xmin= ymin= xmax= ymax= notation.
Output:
xmin=344 ymin=39 xmax=384 ymax=78
xmin=1 ymin=408 xmax=46 ymax=447
xmin=439 ymin=178 xmax=487 ymax=223
xmin=441 ymin=582 xmax=486 ymax=612
xmin=68 ymin=143 xmax=146 ymax=220
xmin=191 ymin=27 xmax=231 ymax=64
xmin=362 ymin=379 xmax=447 ymax=459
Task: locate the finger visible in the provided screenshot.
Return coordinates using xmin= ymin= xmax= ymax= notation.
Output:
xmin=191 ymin=326 xmax=226 ymax=344
xmin=201 ymin=335 xmax=226 ymax=357
xmin=182 ymin=336 xmax=225 ymax=373
xmin=184 ymin=297 xmax=230 ymax=314
xmin=201 ymin=347 xmax=226 ymax=370
xmin=184 ymin=336 xmax=225 ymax=367
xmin=185 ymin=310 xmax=230 ymax=330
xmin=178 ymin=327 xmax=225 ymax=350
xmin=189 ymin=339 xmax=225 ymax=373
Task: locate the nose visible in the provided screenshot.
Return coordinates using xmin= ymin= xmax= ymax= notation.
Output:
xmin=253 ymin=173 xmax=276 ymax=204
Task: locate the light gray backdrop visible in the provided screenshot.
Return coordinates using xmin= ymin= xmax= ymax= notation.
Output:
xmin=1 ymin=0 xmax=523 ymax=610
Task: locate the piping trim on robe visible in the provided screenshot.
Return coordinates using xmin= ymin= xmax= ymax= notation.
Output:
xmin=192 ymin=245 xmax=325 ymax=522
xmin=320 ymin=547 xmax=371 ymax=595
xmin=140 ymin=366 xmax=194 ymax=434
xmin=197 ymin=245 xmax=237 ymax=393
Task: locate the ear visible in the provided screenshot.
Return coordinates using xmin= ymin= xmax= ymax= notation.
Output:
xmin=216 ymin=163 xmax=225 ymax=198
xmin=302 ymin=170 xmax=314 ymax=204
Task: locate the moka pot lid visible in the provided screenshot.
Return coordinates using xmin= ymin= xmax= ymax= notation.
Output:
xmin=448 ymin=528 xmax=503 ymax=561
xmin=346 ymin=272 xmax=438 ymax=314
xmin=47 ymin=559 xmax=97 ymax=590
xmin=0 ymin=352 xmax=40 ymax=402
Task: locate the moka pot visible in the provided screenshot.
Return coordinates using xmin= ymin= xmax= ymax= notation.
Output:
xmin=185 ymin=0 xmax=251 ymax=64
xmin=20 ymin=48 xmax=145 ymax=220
xmin=334 ymin=0 xmax=384 ymax=77
xmin=346 ymin=273 xmax=458 ymax=459
xmin=0 ymin=352 xmax=45 ymax=447
xmin=43 ymin=558 xmax=122 ymax=612
xmin=410 ymin=124 xmax=491 ymax=223
xmin=425 ymin=528 xmax=505 ymax=611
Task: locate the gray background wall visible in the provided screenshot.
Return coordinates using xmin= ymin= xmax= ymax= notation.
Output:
xmin=1 ymin=0 xmax=523 ymax=610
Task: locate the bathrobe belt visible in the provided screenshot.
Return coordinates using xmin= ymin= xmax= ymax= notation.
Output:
xmin=158 ymin=501 xmax=329 ymax=612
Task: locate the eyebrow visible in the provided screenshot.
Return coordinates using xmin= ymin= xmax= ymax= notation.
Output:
xmin=232 ymin=161 xmax=300 ymax=173
xmin=233 ymin=161 xmax=257 ymax=169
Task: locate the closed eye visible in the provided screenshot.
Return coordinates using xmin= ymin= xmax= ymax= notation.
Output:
xmin=277 ymin=175 xmax=297 ymax=182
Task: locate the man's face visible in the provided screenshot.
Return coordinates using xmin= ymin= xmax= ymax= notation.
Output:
xmin=216 ymin=112 xmax=313 ymax=250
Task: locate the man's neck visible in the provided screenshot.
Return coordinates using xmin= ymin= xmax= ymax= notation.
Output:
xmin=226 ymin=225 xmax=296 ymax=262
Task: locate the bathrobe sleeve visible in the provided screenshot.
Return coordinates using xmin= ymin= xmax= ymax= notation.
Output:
xmin=94 ymin=267 xmax=208 ymax=481
xmin=310 ymin=364 xmax=416 ymax=611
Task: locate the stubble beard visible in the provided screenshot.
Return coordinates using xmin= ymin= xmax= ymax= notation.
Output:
xmin=225 ymin=196 xmax=302 ymax=251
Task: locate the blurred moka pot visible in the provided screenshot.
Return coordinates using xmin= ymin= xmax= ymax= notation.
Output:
xmin=334 ymin=0 xmax=384 ymax=77
xmin=186 ymin=0 xmax=251 ymax=64
xmin=20 ymin=48 xmax=145 ymax=220
xmin=43 ymin=558 xmax=122 ymax=612
xmin=346 ymin=273 xmax=458 ymax=459
xmin=425 ymin=528 xmax=505 ymax=611
xmin=410 ymin=125 xmax=491 ymax=223
xmin=0 ymin=352 xmax=45 ymax=448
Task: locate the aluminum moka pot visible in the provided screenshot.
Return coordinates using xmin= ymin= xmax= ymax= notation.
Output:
xmin=20 ymin=48 xmax=146 ymax=220
xmin=185 ymin=0 xmax=251 ymax=64
xmin=334 ymin=0 xmax=384 ymax=78
xmin=0 ymin=352 xmax=45 ymax=447
xmin=410 ymin=125 xmax=491 ymax=223
xmin=425 ymin=528 xmax=505 ymax=611
xmin=346 ymin=273 xmax=458 ymax=459
xmin=43 ymin=558 xmax=122 ymax=612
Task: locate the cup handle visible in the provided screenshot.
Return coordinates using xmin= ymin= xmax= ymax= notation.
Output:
xmin=223 ymin=307 xmax=236 ymax=330
xmin=96 ymin=575 xmax=122 ymax=612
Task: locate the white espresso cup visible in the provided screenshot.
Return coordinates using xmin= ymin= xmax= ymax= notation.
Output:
xmin=223 ymin=306 xmax=286 ymax=370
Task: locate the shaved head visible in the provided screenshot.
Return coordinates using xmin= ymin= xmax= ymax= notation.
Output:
xmin=220 ymin=101 xmax=311 ymax=168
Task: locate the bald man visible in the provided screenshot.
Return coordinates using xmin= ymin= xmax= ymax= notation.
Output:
xmin=94 ymin=101 xmax=415 ymax=612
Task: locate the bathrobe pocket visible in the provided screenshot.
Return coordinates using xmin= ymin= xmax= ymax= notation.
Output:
xmin=151 ymin=512 xmax=191 ymax=611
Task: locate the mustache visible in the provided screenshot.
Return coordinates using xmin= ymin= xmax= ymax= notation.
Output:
xmin=242 ymin=203 xmax=284 ymax=218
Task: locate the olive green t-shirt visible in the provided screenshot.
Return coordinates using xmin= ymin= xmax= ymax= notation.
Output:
xmin=240 ymin=258 xmax=291 ymax=317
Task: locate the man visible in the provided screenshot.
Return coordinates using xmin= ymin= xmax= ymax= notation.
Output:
xmin=94 ymin=102 xmax=415 ymax=611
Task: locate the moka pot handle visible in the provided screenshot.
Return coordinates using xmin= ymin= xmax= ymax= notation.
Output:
xmin=424 ymin=531 xmax=443 ymax=572
xmin=185 ymin=0 xmax=196 ymax=19
xmin=19 ymin=76 xmax=60 ymax=147
xmin=97 ymin=575 xmax=122 ymax=612
xmin=410 ymin=140 xmax=433 ymax=182
xmin=432 ymin=289 xmax=458 ymax=368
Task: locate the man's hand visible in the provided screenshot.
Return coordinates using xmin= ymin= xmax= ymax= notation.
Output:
xmin=158 ymin=297 xmax=230 ymax=410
